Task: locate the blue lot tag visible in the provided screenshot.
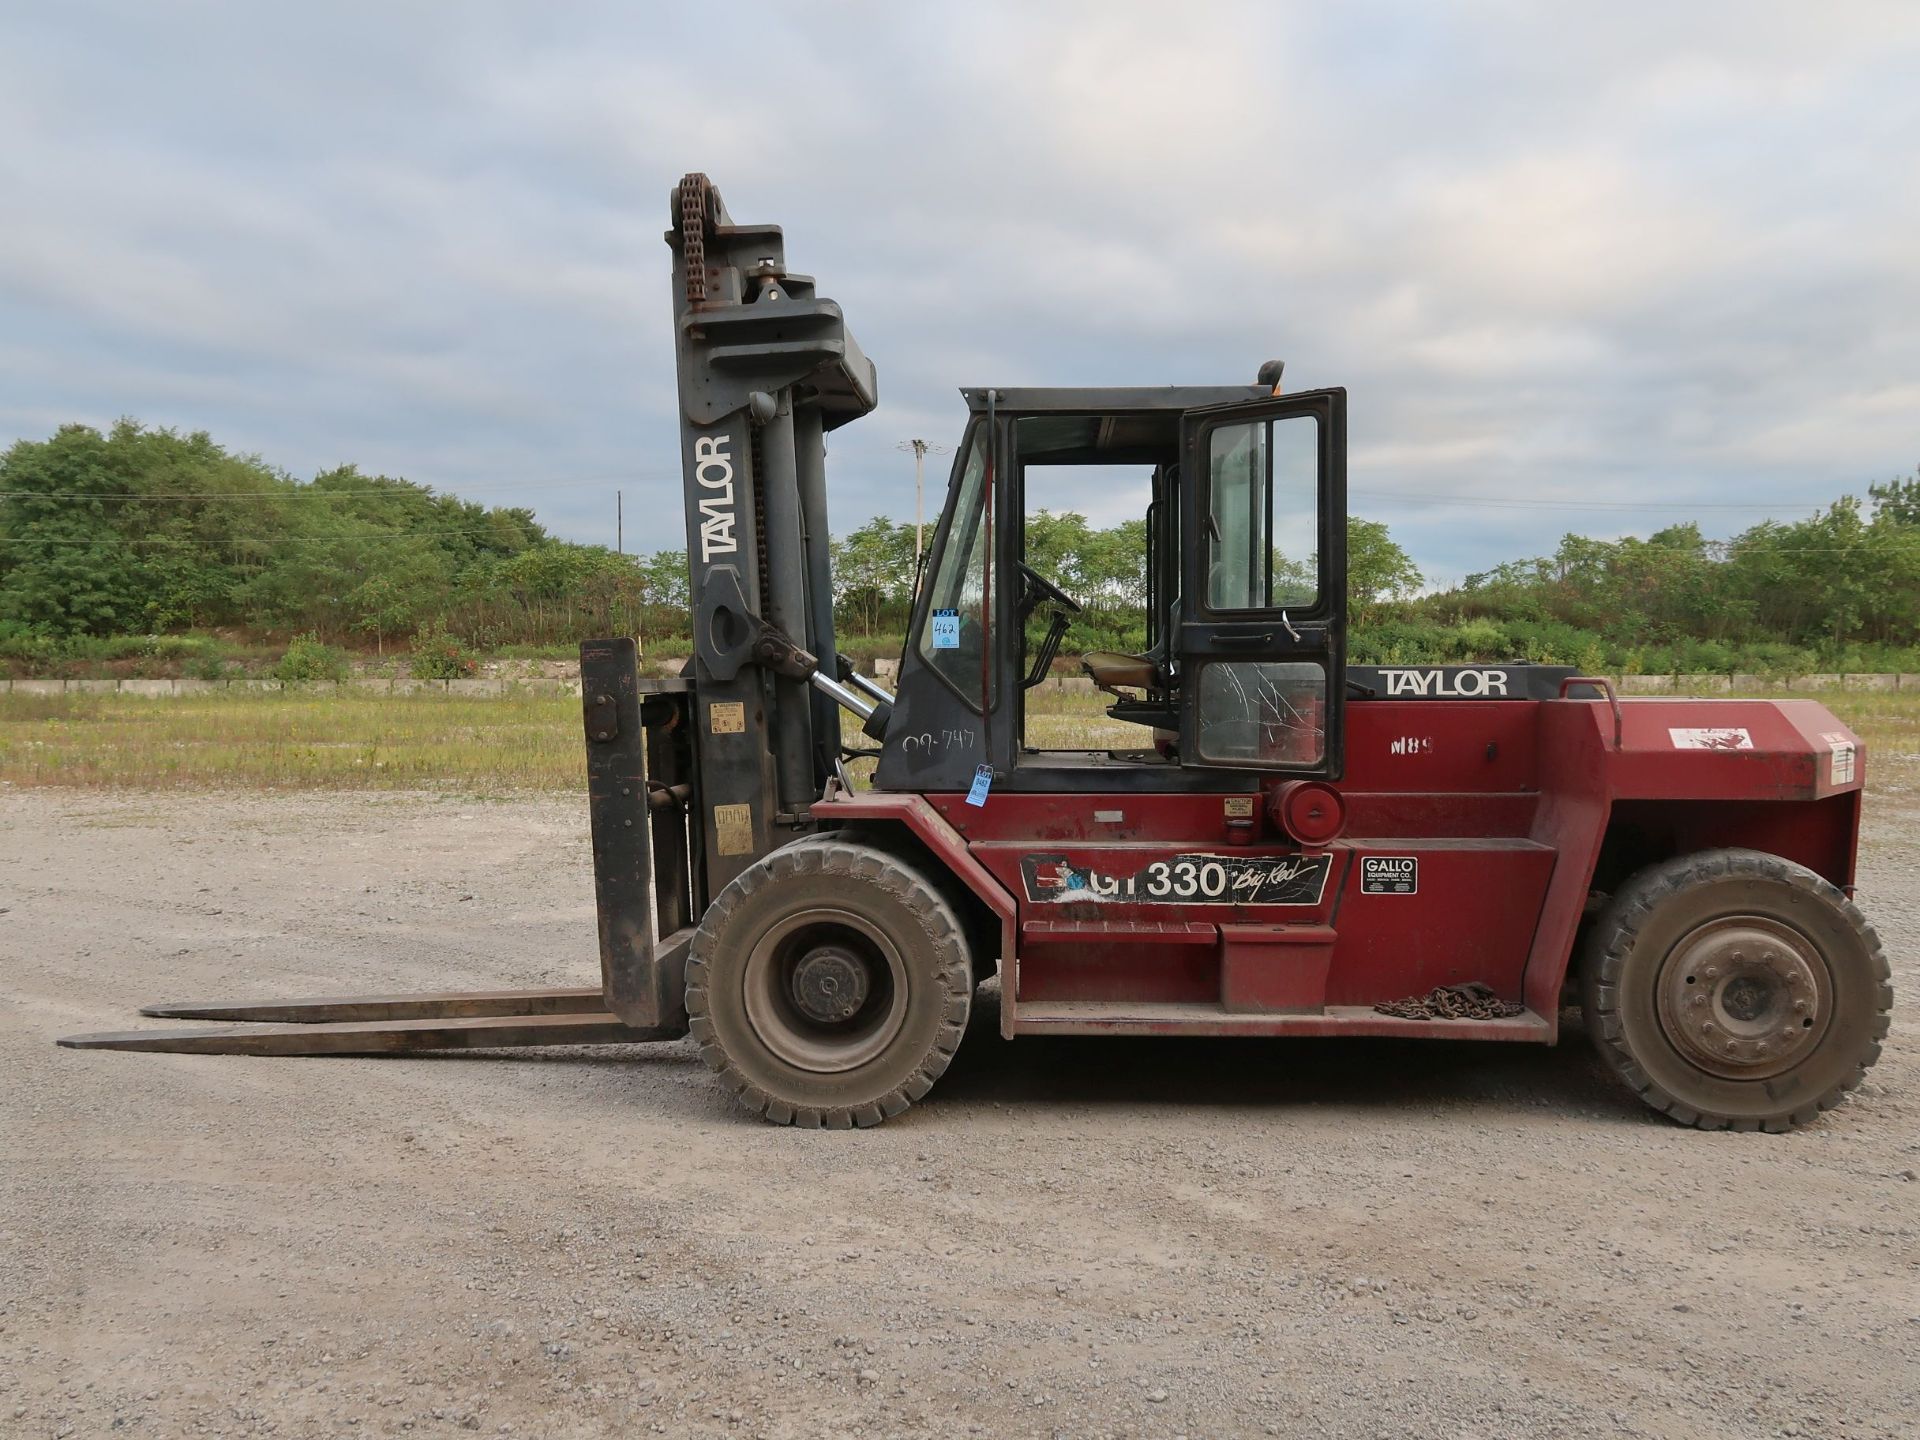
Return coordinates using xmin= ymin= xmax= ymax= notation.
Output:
xmin=931 ymin=608 xmax=960 ymax=650
xmin=965 ymin=764 xmax=993 ymax=807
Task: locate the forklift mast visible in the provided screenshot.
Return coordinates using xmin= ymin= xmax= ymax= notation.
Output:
xmin=665 ymin=172 xmax=877 ymax=886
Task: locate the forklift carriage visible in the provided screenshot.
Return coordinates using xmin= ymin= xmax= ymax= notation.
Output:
xmin=64 ymin=175 xmax=1892 ymax=1133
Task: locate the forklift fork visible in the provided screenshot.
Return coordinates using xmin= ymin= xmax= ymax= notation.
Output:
xmin=57 ymin=640 xmax=698 ymax=1059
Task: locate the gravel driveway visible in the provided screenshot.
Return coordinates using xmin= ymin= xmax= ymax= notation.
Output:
xmin=3 ymin=789 xmax=1915 ymax=1439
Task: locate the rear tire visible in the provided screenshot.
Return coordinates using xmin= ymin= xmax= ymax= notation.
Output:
xmin=1581 ymin=848 xmax=1891 ymax=1132
xmin=686 ymin=838 xmax=972 ymax=1128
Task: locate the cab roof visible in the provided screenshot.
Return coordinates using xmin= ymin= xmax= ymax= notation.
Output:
xmin=959 ymin=385 xmax=1269 ymax=413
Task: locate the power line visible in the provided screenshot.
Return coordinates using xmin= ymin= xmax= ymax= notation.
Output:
xmin=1350 ymin=487 xmax=1841 ymax=512
xmin=0 ymin=480 xmax=1873 ymax=515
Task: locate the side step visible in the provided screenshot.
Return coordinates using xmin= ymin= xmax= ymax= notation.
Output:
xmin=1010 ymin=1001 xmax=1553 ymax=1042
xmin=58 ymin=987 xmax=683 ymax=1056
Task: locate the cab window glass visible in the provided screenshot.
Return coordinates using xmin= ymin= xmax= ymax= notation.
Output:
xmin=1195 ymin=660 xmax=1327 ymax=766
xmin=1205 ymin=415 xmax=1318 ymax=611
xmin=915 ymin=425 xmax=994 ymax=709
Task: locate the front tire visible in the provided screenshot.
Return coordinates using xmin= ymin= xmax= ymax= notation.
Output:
xmin=1581 ymin=849 xmax=1891 ymax=1132
xmin=686 ymin=838 xmax=972 ymax=1127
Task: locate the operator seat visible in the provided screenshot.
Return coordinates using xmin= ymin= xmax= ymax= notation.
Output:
xmin=1082 ymin=650 xmax=1157 ymax=694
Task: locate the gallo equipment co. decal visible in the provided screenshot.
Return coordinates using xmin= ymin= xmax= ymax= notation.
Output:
xmin=1020 ymin=852 xmax=1332 ymax=906
xmin=1360 ymin=856 xmax=1418 ymax=895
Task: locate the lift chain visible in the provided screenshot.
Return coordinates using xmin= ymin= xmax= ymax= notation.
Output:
xmin=678 ymin=173 xmax=709 ymax=308
xmin=1374 ymin=982 xmax=1524 ymax=1022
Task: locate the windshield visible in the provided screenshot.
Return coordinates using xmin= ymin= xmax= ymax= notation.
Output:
xmin=914 ymin=422 xmax=993 ymax=710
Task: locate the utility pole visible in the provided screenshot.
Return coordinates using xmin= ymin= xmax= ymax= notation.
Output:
xmin=895 ymin=439 xmax=950 ymax=570
xmin=617 ymin=490 xmax=623 ymax=555
xmin=908 ymin=440 xmax=926 ymax=568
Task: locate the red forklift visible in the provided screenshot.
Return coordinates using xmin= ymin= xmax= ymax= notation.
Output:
xmin=64 ymin=175 xmax=1892 ymax=1133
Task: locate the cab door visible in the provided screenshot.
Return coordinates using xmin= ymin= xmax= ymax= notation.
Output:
xmin=1177 ymin=388 xmax=1346 ymax=777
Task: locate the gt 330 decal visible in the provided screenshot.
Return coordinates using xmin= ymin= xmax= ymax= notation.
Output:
xmin=1021 ymin=852 xmax=1332 ymax=906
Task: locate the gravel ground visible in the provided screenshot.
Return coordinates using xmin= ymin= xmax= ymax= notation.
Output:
xmin=3 ymin=788 xmax=1916 ymax=1440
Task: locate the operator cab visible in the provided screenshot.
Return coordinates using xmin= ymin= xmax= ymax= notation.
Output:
xmin=875 ymin=374 xmax=1347 ymax=793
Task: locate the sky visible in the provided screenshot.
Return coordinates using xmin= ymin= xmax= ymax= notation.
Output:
xmin=3 ymin=1 xmax=1918 ymax=585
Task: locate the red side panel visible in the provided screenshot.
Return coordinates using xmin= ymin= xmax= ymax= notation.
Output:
xmin=817 ymin=694 xmax=1865 ymax=1043
xmin=1327 ymin=842 xmax=1556 ymax=1006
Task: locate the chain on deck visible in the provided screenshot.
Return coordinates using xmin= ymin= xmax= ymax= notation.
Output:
xmin=1373 ymin=983 xmax=1525 ymax=1022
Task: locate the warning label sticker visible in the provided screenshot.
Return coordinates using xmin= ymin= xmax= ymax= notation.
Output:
xmin=1668 ymin=727 xmax=1754 ymax=751
xmin=1821 ymin=731 xmax=1856 ymax=786
xmin=1361 ymin=856 xmax=1418 ymax=895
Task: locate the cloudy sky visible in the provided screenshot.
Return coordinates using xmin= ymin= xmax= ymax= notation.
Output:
xmin=4 ymin=2 xmax=1918 ymax=583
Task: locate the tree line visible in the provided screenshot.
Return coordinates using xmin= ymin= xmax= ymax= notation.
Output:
xmin=4 ymin=420 xmax=1918 ymax=675
xmin=0 ymin=421 xmax=686 ymax=653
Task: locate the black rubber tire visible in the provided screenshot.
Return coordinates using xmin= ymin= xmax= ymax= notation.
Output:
xmin=1581 ymin=848 xmax=1891 ymax=1132
xmin=686 ymin=838 xmax=972 ymax=1128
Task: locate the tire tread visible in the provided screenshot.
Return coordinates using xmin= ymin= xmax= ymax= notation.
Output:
xmin=685 ymin=837 xmax=973 ymax=1128
xmin=1581 ymin=847 xmax=1891 ymax=1131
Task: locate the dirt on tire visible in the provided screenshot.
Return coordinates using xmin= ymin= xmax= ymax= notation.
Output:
xmin=1582 ymin=847 xmax=1893 ymax=1131
xmin=685 ymin=838 xmax=972 ymax=1128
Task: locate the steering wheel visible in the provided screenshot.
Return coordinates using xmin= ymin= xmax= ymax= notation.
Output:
xmin=1016 ymin=561 xmax=1082 ymax=615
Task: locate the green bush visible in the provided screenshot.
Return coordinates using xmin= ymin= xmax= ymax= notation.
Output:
xmin=407 ymin=625 xmax=479 ymax=680
xmin=186 ymin=652 xmax=233 ymax=682
xmin=273 ymin=633 xmax=350 ymax=683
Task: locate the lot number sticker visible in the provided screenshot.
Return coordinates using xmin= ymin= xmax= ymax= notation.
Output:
xmin=1361 ymin=856 xmax=1418 ymax=895
xmin=931 ymin=609 xmax=961 ymax=649
xmin=1822 ymin=732 xmax=1856 ymax=785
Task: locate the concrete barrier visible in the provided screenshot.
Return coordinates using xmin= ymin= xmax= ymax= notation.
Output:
xmin=68 ymin=678 xmax=117 ymax=693
xmin=1845 ymin=673 xmax=1897 ymax=691
xmin=119 ymin=679 xmax=174 ymax=697
xmin=1675 ymin=674 xmax=1732 ymax=693
xmin=1787 ymin=674 xmax=1843 ymax=691
xmin=1901 ymin=675 xmax=1920 ymax=693
xmin=10 ymin=679 xmax=63 ymax=696
xmin=447 ymin=678 xmax=504 ymax=696
xmin=346 ymin=677 xmax=392 ymax=694
xmin=173 ymin=679 xmax=217 ymax=694
xmin=1616 ymin=675 xmax=1674 ymax=694
xmin=391 ymin=678 xmax=446 ymax=694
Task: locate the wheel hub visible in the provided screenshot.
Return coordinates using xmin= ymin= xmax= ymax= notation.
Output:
xmin=1656 ymin=918 xmax=1831 ymax=1080
xmin=790 ymin=946 xmax=870 ymax=1024
xmin=741 ymin=907 xmax=909 ymax=1075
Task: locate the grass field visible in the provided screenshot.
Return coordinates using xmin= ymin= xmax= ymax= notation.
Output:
xmin=0 ymin=689 xmax=581 ymax=792
xmin=3 ymin=684 xmax=1919 ymax=795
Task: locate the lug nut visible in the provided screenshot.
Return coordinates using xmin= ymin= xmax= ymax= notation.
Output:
xmin=1703 ymin=965 xmax=1721 ymax=980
